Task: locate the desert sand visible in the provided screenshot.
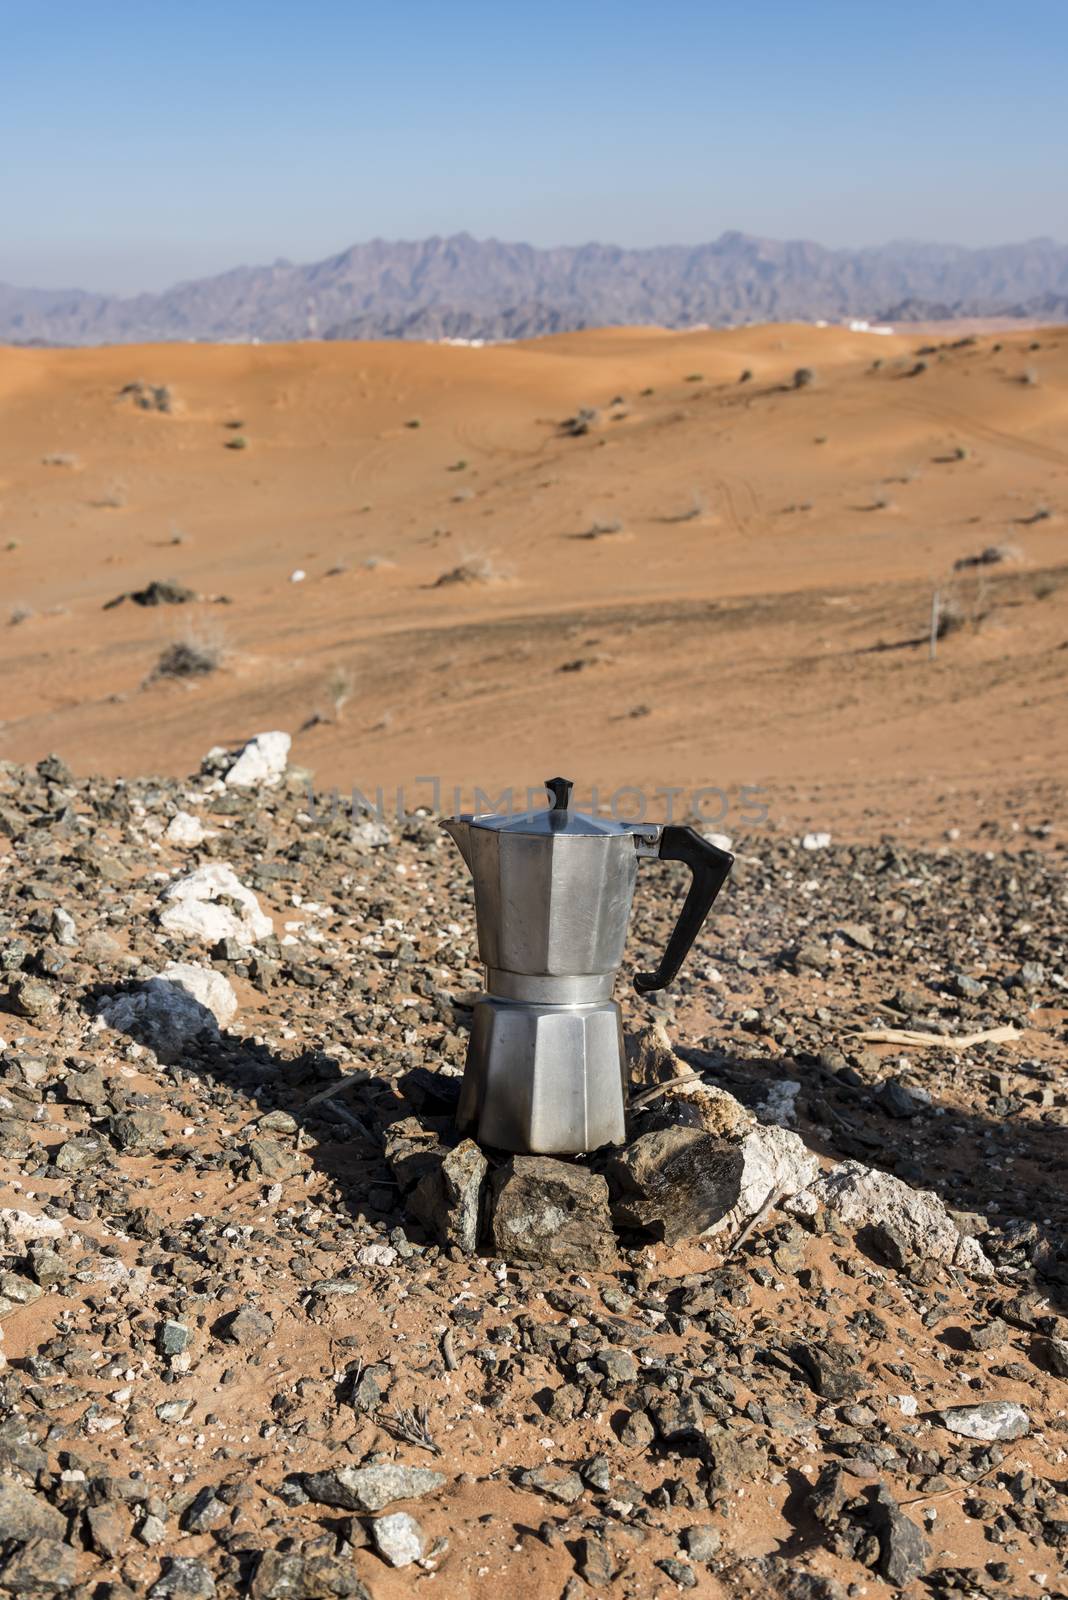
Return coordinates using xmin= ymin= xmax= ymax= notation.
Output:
xmin=1 ymin=323 xmax=1066 ymax=842
xmin=0 ymin=324 xmax=1066 ymax=1597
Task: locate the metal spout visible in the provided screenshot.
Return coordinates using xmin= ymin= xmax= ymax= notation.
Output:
xmin=441 ymin=816 xmax=473 ymax=870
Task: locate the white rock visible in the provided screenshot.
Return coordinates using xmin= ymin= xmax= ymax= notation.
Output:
xmin=93 ymin=1258 xmax=151 ymax=1296
xmin=758 ymin=1080 xmax=801 ymax=1127
xmin=896 ymin=1394 xmax=918 ymax=1417
xmin=783 ymin=1189 xmax=820 ymax=1218
xmin=0 ymin=1209 xmax=65 ymax=1245
xmin=159 ymin=863 xmax=273 ymax=947
xmin=98 ymin=961 xmax=237 ymax=1063
xmin=357 ymin=1243 xmax=397 ymax=1268
xmin=289 ymin=569 xmax=306 ymax=584
xmin=810 ymin=1160 xmax=993 ymax=1274
xmin=51 ymin=907 xmax=77 ymax=945
xmin=802 ymin=831 xmax=832 ymax=850
xmin=159 ymin=962 xmax=238 ymax=1028
xmin=372 ymin=1511 xmax=425 ymax=1567
xmin=940 ymin=1401 xmax=1030 ymax=1441
xmin=99 ymin=973 xmax=227 ymax=1063
xmin=702 ymin=832 xmax=732 ymax=852
xmin=352 ymin=817 xmax=392 ymax=847
xmin=224 ymin=730 xmax=291 ymax=789
xmin=164 ymin=811 xmax=208 ymax=846
xmin=710 ymin=1124 xmax=820 ymax=1235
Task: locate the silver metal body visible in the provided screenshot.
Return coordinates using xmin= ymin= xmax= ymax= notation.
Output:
xmin=444 ymin=803 xmax=659 ymax=1155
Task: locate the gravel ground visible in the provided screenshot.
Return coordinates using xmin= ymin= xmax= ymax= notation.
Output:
xmin=0 ymin=750 xmax=1064 ymax=1600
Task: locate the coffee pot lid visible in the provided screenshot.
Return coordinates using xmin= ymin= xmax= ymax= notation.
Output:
xmin=468 ymin=776 xmax=640 ymax=837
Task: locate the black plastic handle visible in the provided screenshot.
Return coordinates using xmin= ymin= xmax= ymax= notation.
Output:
xmin=634 ymin=825 xmax=734 ymax=994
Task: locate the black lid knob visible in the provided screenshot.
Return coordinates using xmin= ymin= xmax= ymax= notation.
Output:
xmin=545 ymin=776 xmax=574 ymax=813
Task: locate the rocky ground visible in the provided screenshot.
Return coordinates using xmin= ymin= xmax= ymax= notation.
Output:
xmin=0 ymin=742 xmax=1065 ymax=1600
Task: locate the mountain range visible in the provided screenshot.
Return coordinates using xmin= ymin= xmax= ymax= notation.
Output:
xmin=3 ymin=231 xmax=1067 ymax=345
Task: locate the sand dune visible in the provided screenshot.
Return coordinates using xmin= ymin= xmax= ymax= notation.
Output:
xmin=1 ymin=323 xmax=1065 ymax=842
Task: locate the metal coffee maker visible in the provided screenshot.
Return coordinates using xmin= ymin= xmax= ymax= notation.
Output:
xmin=443 ymin=777 xmax=733 ymax=1154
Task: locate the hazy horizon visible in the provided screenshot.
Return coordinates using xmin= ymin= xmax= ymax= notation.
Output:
xmin=5 ymin=226 xmax=1068 ymax=303
xmin=2 ymin=0 xmax=1066 ymax=296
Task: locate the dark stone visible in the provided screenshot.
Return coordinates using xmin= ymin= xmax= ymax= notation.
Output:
xmin=407 ymin=1138 xmax=487 ymax=1253
xmin=182 ymin=1486 xmax=227 ymax=1532
xmin=3 ymin=977 xmax=56 ymax=1020
xmin=648 ymin=1391 xmax=704 ymax=1444
xmin=619 ymin=1410 xmax=655 ymax=1450
xmin=148 ymin=1557 xmax=217 ymax=1598
xmin=108 ymin=1111 xmax=168 ymax=1152
xmin=806 ymin=1461 xmax=848 ymax=1526
xmin=655 ymin=1558 xmax=697 ymax=1588
xmin=682 ymin=1525 xmax=721 ymax=1560
xmin=0 ymin=1536 xmax=77 ymax=1592
xmin=518 ymin=1465 xmax=585 ymax=1505
xmin=791 ymin=1341 xmax=863 ymax=1401
xmin=875 ymin=1078 xmax=921 ymax=1119
xmin=0 ymin=1478 xmax=67 ymax=1542
xmin=966 ymin=1318 xmax=1008 ymax=1352
xmin=85 ymin=1503 xmax=131 ymax=1557
xmin=861 ymin=1219 xmax=915 ymax=1271
xmin=576 ymin=1535 xmax=615 ymax=1586
xmin=606 ymin=1128 xmax=743 ymax=1244
xmin=489 ymin=1157 xmax=616 ymax=1270
xmin=220 ymin=1305 xmax=274 ymax=1346
xmin=868 ymin=1484 xmax=930 ymax=1587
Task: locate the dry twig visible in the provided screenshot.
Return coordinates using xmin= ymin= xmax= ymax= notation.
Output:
xmin=375 ymin=1404 xmax=441 ymax=1456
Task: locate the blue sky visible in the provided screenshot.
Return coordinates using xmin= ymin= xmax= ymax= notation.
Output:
xmin=1 ymin=0 xmax=1065 ymax=293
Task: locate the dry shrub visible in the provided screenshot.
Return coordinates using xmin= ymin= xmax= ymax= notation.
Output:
xmin=152 ymin=621 xmax=226 ymax=682
xmin=434 ymin=549 xmax=510 ymax=586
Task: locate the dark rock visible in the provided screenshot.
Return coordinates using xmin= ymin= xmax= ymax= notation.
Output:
xmin=806 ymin=1461 xmax=848 ymax=1526
xmin=220 ymin=1305 xmax=274 ymax=1346
xmin=0 ymin=1536 xmax=77 ymax=1592
xmin=2 ymin=977 xmax=55 ymax=1020
xmin=182 ymin=1486 xmax=227 ymax=1532
xmin=791 ymin=1341 xmax=863 ymax=1401
xmin=576 ymin=1534 xmax=615 ymax=1586
xmin=148 ymin=1557 xmax=217 ymax=1597
xmin=108 ymin=1111 xmax=168 ymax=1152
xmin=248 ymin=1137 xmax=299 ymax=1180
xmin=619 ymin=1410 xmax=655 ymax=1450
xmin=861 ymin=1219 xmax=915 ymax=1270
xmin=489 ymin=1157 xmax=616 ymax=1270
xmin=407 ymin=1138 xmax=487 ymax=1253
xmin=655 ymin=1558 xmax=697 ymax=1588
xmin=593 ymin=1346 xmax=638 ymax=1384
xmin=518 ymin=1465 xmax=585 ymax=1505
xmin=965 ymin=1317 xmax=1008 ymax=1352
xmin=54 ymin=1135 xmax=105 ymax=1174
xmin=648 ymin=1391 xmax=704 ymax=1443
xmin=1044 ymin=1335 xmax=1068 ymax=1377
xmin=157 ymin=1319 xmax=193 ymax=1357
xmin=0 ymin=1477 xmax=68 ymax=1542
xmin=606 ymin=1127 xmax=743 ymax=1244
xmin=868 ymin=1484 xmax=930 ymax=1587
xmin=85 ymin=1503 xmax=131 ymax=1557
xmin=793 ymin=939 xmax=829 ymax=973
xmin=875 ymin=1078 xmax=921 ymax=1119
xmin=682 ymin=1525 xmax=721 ymax=1560
xmin=249 ymin=1551 xmax=306 ymax=1600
